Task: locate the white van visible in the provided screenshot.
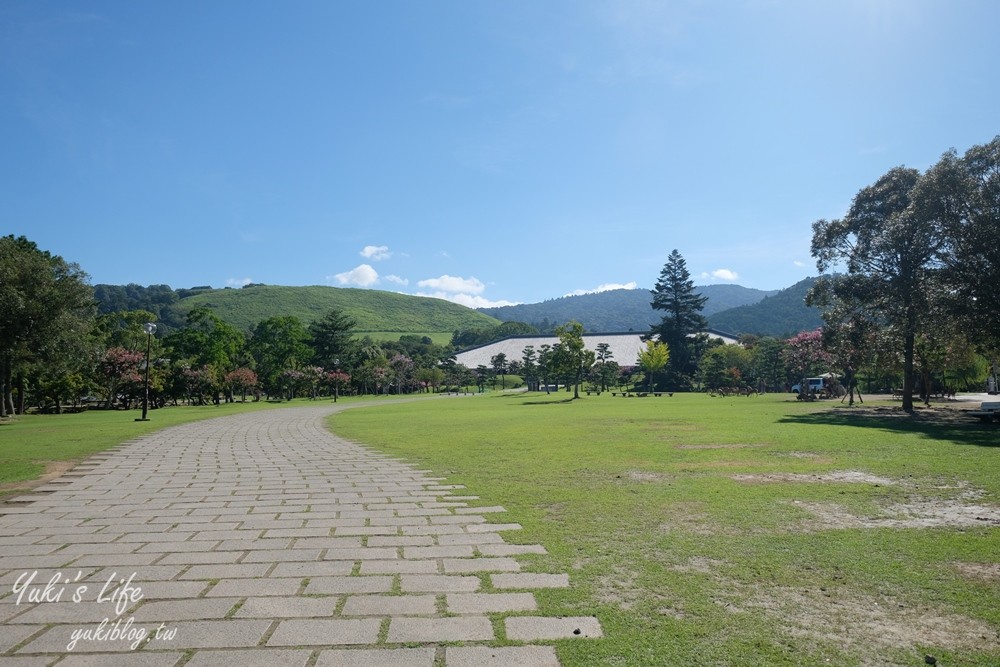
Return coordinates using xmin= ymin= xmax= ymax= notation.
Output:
xmin=791 ymin=377 xmax=825 ymax=394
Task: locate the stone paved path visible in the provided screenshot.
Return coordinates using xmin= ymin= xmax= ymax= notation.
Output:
xmin=0 ymin=404 xmax=601 ymax=666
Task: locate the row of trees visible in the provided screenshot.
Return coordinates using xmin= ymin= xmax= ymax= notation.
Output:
xmin=0 ymin=240 xmax=468 ymax=415
xmin=644 ymin=136 xmax=998 ymax=402
xmin=808 ymin=136 xmax=1000 ymax=411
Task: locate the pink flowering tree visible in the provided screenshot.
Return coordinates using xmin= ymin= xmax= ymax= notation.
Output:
xmin=781 ymin=330 xmax=834 ymax=395
xmin=98 ymin=347 xmax=144 ymax=409
xmin=390 ymin=354 xmax=414 ymax=394
xmin=326 ymin=370 xmax=351 ymax=402
xmin=182 ymin=365 xmax=216 ymax=405
xmin=224 ymin=367 xmax=258 ymax=402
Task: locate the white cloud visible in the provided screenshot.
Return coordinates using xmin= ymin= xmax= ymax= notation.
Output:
xmin=793 ymin=260 xmax=807 ymax=268
xmin=564 ymin=281 xmax=638 ymax=297
xmin=384 ymin=274 xmax=409 ymax=286
xmin=700 ymin=269 xmax=739 ymax=282
xmin=417 ymin=274 xmax=485 ymax=295
xmin=226 ymin=277 xmax=252 ymax=287
xmin=360 ymin=245 xmax=391 ymax=261
xmin=330 ymin=264 xmax=379 ymax=287
xmin=416 ymin=291 xmax=519 ymax=309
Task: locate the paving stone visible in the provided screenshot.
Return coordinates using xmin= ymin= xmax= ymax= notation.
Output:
xmin=125 ymin=580 xmax=210 ymax=600
xmin=149 ymin=619 xmax=272 ymax=649
xmin=184 ymin=649 xmax=312 ymax=667
xmin=402 ymin=545 xmax=474 ymax=559
xmin=0 ymin=657 xmax=53 ymax=667
xmin=341 ymin=594 xmax=436 ymax=616
xmin=17 ymin=623 xmax=143 ymax=653
xmin=241 ymin=548 xmax=324 ymax=563
xmin=267 ymin=618 xmax=381 ymax=646
xmin=137 ymin=541 xmax=220 ymax=554
xmin=132 ymin=597 xmax=241 ymax=621
xmin=179 ymin=564 xmax=271 ymax=580
xmin=53 ymin=652 xmax=186 ymax=667
xmin=315 ymin=648 xmax=436 ymax=667
xmin=269 ymin=561 xmax=353 ymax=578
xmin=70 ymin=553 xmax=163 ymax=567
xmin=9 ymin=600 xmax=140 ymax=624
xmin=477 ymin=543 xmax=547 ymax=556
xmin=214 ymin=538 xmax=291 ymax=551
xmin=445 ymin=646 xmax=560 ymax=667
xmin=491 ymin=573 xmax=570 ymax=589
xmin=157 ymin=552 xmax=242 ymax=565
xmin=305 ymin=576 xmax=393 ymax=594
xmin=0 ymin=405 xmax=588 ymax=661
xmin=436 ymin=532 xmax=503 ymax=545
xmin=400 ymin=574 xmax=481 ymax=593
xmin=358 ymin=559 xmax=438 ymax=575
xmin=445 ymin=592 xmax=537 ymax=614
xmin=0 ymin=624 xmax=44 ymax=652
xmin=206 ymin=578 xmax=301 ymax=597
xmin=322 ymin=547 xmax=398 ymax=560
xmin=466 ymin=522 xmax=522 ymax=533
xmin=386 ymin=616 xmax=493 ymax=643
xmin=366 ymin=535 xmax=434 ymax=547
xmin=234 ymin=595 xmax=339 ymax=618
xmin=442 ymin=557 xmax=520 ymax=573
xmin=287 ymin=537 xmax=362 ymax=549
xmin=454 ymin=505 xmax=507 ymax=514
xmin=505 ymin=615 xmax=603 ymax=640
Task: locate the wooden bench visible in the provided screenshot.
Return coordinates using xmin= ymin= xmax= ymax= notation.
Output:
xmin=968 ymin=401 xmax=1000 ymax=422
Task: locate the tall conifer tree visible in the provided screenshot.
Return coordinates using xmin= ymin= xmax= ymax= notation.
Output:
xmin=649 ymin=249 xmax=707 ymax=389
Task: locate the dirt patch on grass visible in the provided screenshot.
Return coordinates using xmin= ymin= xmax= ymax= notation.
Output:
xmin=732 ymin=470 xmax=898 ymax=486
xmin=668 ymin=556 xmax=725 ymax=575
xmin=620 ymin=469 xmax=672 ymax=483
xmin=659 ymin=501 xmax=717 ymax=535
xmin=0 ymin=460 xmax=79 ymax=498
xmin=953 ymin=562 xmax=1000 ymax=581
xmin=772 ymin=451 xmax=837 ymax=464
xmin=674 ymin=443 xmax=766 ymax=450
xmin=729 ymin=585 xmax=999 ymax=662
xmin=789 ymin=498 xmax=1000 ymax=530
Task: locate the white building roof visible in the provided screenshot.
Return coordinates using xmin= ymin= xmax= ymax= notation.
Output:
xmin=453 ymin=331 xmax=738 ymax=369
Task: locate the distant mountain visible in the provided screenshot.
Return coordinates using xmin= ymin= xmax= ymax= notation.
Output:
xmin=707 ymin=277 xmax=824 ymax=337
xmin=478 ymin=285 xmax=776 ymax=333
xmin=93 ymin=284 xmax=500 ymax=336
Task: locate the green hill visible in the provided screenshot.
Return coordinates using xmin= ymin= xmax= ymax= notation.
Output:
xmin=173 ymin=285 xmax=501 ymax=334
xmin=94 ymin=284 xmax=500 ymax=336
xmin=707 ymin=277 xmax=823 ymax=336
xmin=477 ymin=285 xmax=775 ymax=332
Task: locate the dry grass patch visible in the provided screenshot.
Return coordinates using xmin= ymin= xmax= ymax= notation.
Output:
xmin=674 ymin=443 xmax=767 ymax=450
xmin=788 ymin=497 xmax=1000 ymax=531
xmin=658 ymin=501 xmax=718 ymax=536
xmin=724 ymin=584 xmax=999 ymax=665
xmin=953 ymin=562 xmax=1000 ymax=582
xmin=620 ymin=469 xmax=671 ymax=483
xmin=732 ymin=470 xmax=898 ymax=485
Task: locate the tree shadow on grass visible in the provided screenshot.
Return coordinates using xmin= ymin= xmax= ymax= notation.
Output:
xmin=522 ymin=397 xmax=577 ymax=406
xmin=777 ymin=408 xmax=1000 ymax=448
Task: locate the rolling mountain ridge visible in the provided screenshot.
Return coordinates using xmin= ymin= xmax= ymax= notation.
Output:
xmin=94 ymin=279 xmax=824 ymax=341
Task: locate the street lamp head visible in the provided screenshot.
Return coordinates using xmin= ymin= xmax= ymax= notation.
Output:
xmin=144 ymin=322 xmax=157 ymax=335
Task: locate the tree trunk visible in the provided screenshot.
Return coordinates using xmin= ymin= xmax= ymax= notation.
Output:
xmin=0 ymin=354 xmax=9 ymax=418
xmin=902 ymin=331 xmax=915 ymax=412
xmin=16 ymin=373 xmax=25 ymax=415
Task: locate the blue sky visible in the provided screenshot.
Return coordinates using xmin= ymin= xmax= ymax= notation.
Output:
xmin=3 ymin=1 xmax=998 ymax=308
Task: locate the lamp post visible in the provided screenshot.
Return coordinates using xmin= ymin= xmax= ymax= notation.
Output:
xmin=136 ymin=322 xmax=157 ymax=421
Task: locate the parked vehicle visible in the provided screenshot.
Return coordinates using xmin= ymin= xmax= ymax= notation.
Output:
xmin=791 ymin=377 xmax=825 ymax=394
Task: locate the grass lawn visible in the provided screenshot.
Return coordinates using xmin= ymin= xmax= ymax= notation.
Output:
xmin=331 ymin=392 xmax=1000 ymax=666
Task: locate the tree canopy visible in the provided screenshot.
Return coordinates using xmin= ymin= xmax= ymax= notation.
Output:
xmin=649 ymin=249 xmax=708 ymax=389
